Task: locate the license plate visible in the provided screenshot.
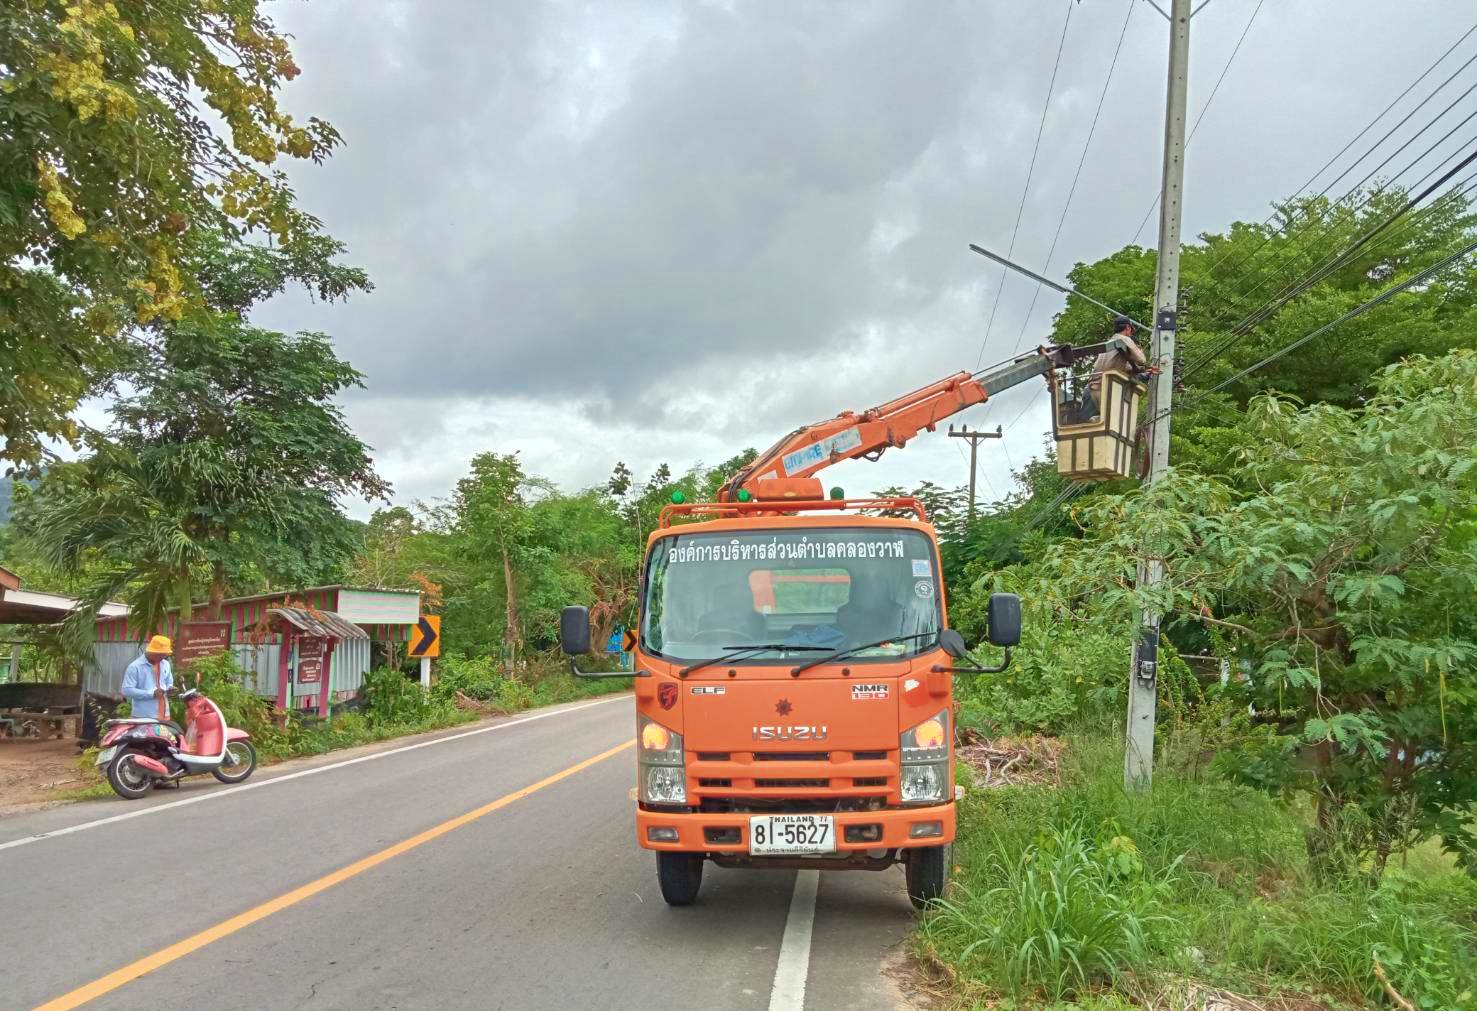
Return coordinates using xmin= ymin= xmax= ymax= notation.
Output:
xmin=748 ymin=814 xmax=836 ymax=856
xmin=95 ymin=746 xmax=117 ymax=767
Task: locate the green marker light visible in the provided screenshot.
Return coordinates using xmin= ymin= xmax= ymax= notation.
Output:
xmin=736 ymin=488 xmax=752 ymax=502
xmin=670 ymin=490 xmax=685 ymax=504
xmin=829 ymin=486 xmax=845 ymax=500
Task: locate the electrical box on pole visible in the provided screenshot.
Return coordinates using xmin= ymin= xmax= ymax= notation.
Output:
xmin=1126 ymin=0 xmax=1191 ymax=791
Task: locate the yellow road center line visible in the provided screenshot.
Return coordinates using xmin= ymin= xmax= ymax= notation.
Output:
xmin=34 ymin=739 xmax=634 ymax=1011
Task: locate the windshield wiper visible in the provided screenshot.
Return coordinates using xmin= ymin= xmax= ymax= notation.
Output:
xmin=680 ymin=643 xmax=830 ymax=678
xmin=789 ymin=632 xmax=938 ymax=677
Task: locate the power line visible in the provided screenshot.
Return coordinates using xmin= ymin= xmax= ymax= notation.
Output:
xmin=1181 ymin=144 xmax=1477 ymax=380
xmin=1191 ymin=104 xmax=1477 ymax=342
xmin=1192 ymin=38 xmax=1477 ymax=314
xmin=1130 ymin=0 xmax=1264 ymax=243
xmin=1009 ymin=0 xmax=1136 ymax=354
xmin=1022 ymin=481 xmax=1089 ymax=532
xmin=1195 ymin=235 xmax=1477 ymax=400
xmin=1140 ymin=234 xmax=1477 ymax=434
xmin=975 ymin=0 xmax=1075 ymax=369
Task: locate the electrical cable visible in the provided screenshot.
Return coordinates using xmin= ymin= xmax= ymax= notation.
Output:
xmin=1180 ymin=144 xmax=1477 ymax=380
xmin=1141 ymin=234 xmax=1477 ymax=435
xmin=1190 ymin=109 xmax=1477 ymax=342
xmin=1008 ymin=0 xmax=1136 ymax=357
xmin=1193 ymin=235 xmax=1477 ymax=400
xmin=975 ymin=0 xmax=1074 ymax=369
xmin=1192 ymin=39 xmax=1477 ymax=314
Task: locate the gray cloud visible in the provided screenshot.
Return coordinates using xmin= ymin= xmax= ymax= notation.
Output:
xmin=242 ymin=0 xmax=1467 ymax=515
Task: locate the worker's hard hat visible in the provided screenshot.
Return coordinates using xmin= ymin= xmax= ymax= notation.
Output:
xmin=146 ymin=634 xmax=173 ymax=655
xmin=1113 ymin=315 xmax=1133 ymax=331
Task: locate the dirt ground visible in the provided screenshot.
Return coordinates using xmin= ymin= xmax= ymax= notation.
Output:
xmin=0 ymin=738 xmax=91 ymax=815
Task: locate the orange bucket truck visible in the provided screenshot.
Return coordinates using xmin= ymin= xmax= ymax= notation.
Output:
xmin=559 ymin=339 xmax=1141 ymax=907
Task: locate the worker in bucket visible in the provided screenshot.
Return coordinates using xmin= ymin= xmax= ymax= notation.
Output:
xmin=1078 ymin=315 xmax=1148 ymax=422
xmin=122 ymin=635 xmax=174 ymax=722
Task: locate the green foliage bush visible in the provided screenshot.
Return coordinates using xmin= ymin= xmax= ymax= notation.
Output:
xmin=361 ymin=665 xmax=445 ymax=725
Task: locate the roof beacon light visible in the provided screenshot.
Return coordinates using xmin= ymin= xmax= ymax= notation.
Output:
xmin=670 ymin=490 xmax=685 ymax=505
xmin=736 ymin=488 xmax=752 ymax=503
xmin=829 ymin=486 xmax=845 ymax=500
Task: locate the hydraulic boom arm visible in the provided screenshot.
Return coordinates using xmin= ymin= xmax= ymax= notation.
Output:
xmin=719 ymin=339 xmax=1128 ymax=501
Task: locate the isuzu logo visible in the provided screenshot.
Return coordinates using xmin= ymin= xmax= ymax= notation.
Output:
xmin=751 ymin=725 xmax=829 ymax=742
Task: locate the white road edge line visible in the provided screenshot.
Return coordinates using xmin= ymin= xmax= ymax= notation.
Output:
xmin=0 ymin=694 xmax=628 ymax=854
xmin=768 ymin=869 xmax=819 ymax=1011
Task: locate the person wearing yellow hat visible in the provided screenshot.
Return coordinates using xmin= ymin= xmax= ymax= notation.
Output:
xmin=122 ymin=634 xmax=174 ymax=721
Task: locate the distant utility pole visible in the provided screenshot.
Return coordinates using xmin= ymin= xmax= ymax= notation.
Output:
xmin=947 ymin=424 xmax=1002 ymax=521
xmin=1126 ymin=0 xmax=1191 ymax=791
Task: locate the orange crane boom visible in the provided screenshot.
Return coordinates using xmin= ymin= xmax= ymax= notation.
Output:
xmin=718 ymin=339 xmax=1130 ymax=501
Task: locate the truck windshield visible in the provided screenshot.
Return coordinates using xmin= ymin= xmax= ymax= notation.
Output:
xmin=641 ymin=527 xmax=941 ymax=662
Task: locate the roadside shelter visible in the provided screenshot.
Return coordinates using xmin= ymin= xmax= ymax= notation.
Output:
xmin=89 ymin=585 xmax=422 ymax=712
xmin=1 ymin=565 xmax=129 ymax=736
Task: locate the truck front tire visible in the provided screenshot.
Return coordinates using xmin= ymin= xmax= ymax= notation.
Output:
xmin=905 ymin=844 xmax=949 ymax=909
xmin=656 ymin=851 xmax=704 ymax=906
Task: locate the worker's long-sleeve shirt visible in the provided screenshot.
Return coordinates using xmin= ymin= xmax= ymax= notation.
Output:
xmin=121 ymin=656 xmax=173 ymax=720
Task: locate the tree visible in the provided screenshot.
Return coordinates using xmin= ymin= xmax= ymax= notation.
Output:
xmin=451 ymin=453 xmax=532 ymax=666
xmin=2 ymin=0 xmax=345 ymax=469
xmin=24 ymin=316 xmax=387 ymax=642
xmin=1034 ymin=352 xmax=1477 ymax=874
xmin=606 ymin=461 xmax=633 ymax=499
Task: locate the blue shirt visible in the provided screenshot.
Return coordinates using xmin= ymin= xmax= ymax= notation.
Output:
xmin=122 ymin=655 xmax=173 ymax=720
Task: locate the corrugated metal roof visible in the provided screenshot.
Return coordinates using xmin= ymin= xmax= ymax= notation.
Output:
xmin=266 ymin=607 xmax=369 ymax=641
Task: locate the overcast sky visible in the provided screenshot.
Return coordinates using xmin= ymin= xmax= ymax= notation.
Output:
xmin=239 ymin=0 xmax=1466 ymax=519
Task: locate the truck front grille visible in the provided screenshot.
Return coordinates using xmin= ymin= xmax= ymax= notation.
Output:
xmin=754 ymin=778 xmax=829 ymax=789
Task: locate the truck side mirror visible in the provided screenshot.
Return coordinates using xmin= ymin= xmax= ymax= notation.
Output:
xmin=937 ymin=629 xmax=967 ymax=659
xmin=987 ymin=593 xmax=1021 ymax=647
xmin=559 ymin=606 xmax=591 ymax=656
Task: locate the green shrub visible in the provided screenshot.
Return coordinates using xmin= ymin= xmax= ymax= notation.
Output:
xmin=362 ymin=666 xmax=439 ymax=725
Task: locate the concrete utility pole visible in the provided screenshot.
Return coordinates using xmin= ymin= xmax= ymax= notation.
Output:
xmin=1126 ymin=0 xmax=1191 ymax=791
xmin=948 ymin=424 xmax=1002 ymax=521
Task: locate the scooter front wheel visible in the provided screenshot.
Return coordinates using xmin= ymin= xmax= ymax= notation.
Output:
xmin=107 ymin=750 xmax=155 ymax=800
xmin=212 ymin=740 xmax=257 ymax=784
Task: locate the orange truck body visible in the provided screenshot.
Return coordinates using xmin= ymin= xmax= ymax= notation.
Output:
xmin=625 ymin=504 xmax=964 ymax=902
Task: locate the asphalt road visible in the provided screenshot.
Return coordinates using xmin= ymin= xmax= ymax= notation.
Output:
xmin=3 ymin=695 xmax=921 ymax=1010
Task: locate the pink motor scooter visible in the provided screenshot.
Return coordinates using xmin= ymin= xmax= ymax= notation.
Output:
xmin=96 ymin=688 xmax=256 ymax=799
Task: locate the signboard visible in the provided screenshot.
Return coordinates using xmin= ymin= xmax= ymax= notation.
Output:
xmin=621 ymin=628 xmax=637 ymax=653
xmin=408 ymin=615 xmax=440 ymax=658
xmin=176 ymin=621 xmax=232 ymax=671
xmin=296 ymin=636 xmax=326 ymax=685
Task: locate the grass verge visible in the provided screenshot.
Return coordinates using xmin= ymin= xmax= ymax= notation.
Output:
xmin=916 ymin=735 xmax=1477 ymax=1010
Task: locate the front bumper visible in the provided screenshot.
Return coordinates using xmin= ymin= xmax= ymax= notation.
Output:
xmin=636 ymin=802 xmax=955 ymax=853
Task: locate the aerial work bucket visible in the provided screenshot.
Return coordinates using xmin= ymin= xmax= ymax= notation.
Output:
xmin=1049 ymin=369 xmax=1144 ymax=481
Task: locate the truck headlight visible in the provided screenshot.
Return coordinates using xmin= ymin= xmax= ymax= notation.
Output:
xmin=638 ymin=714 xmax=686 ymax=803
xmin=643 ymin=765 xmax=687 ymax=804
xmin=899 ymin=709 xmax=949 ymax=804
xmin=900 ymin=762 xmax=946 ymax=804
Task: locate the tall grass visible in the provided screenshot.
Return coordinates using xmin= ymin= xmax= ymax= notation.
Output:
xmin=924 ymin=822 xmax=1182 ymax=1000
xmin=919 ymin=736 xmax=1477 ymax=1009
